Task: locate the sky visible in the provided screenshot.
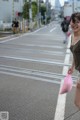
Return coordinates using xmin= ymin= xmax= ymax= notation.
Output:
xmin=50 ymin=0 xmax=64 ymax=7
xmin=49 ymin=0 xmax=68 ymax=7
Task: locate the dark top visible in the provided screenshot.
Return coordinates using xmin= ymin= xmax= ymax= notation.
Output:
xmin=70 ymin=40 xmax=80 ymax=71
xmin=61 ymin=20 xmax=69 ymax=32
xmin=15 ymin=21 xmax=19 ymax=27
xmin=12 ymin=21 xmax=19 ymax=28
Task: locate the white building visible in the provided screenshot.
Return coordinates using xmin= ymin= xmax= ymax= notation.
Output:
xmin=64 ymin=1 xmax=73 ymax=17
xmin=63 ymin=0 xmax=80 ymax=18
xmin=55 ymin=0 xmax=61 ymax=10
xmin=73 ymin=0 xmax=80 ymax=12
xmin=0 ymin=0 xmax=24 ymax=23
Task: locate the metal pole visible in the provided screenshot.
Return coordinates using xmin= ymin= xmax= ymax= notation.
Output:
xmin=12 ymin=0 xmax=14 ymax=21
xmin=29 ymin=0 xmax=32 ymax=30
xmin=73 ymin=0 xmax=74 ymax=13
xmin=37 ymin=0 xmax=40 ymax=28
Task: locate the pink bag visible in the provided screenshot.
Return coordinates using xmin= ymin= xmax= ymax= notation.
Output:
xmin=60 ymin=74 xmax=73 ymax=94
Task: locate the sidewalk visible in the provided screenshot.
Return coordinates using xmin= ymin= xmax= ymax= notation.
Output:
xmin=0 ymin=31 xmax=13 ymax=38
xmin=0 ymin=30 xmax=29 ymax=39
xmin=64 ymin=87 xmax=80 ymax=120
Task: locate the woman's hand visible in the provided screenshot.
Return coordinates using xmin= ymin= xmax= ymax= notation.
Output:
xmin=68 ymin=67 xmax=74 ymax=74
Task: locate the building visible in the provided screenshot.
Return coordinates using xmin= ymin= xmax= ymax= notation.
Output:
xmin=53 ymin=0 xmax=62 ymax=19
xmin=0 ymin=0 xmax=24 ymax=23
xmin=64 ymin=1 xmax=73 ymax=18
xmin=66 ymin=0 xmax=80 ymax=12
xmin=55 ymin=0 xmax=61 ymax=11
xmin=73 ymin=0 xmax=80 ymax=12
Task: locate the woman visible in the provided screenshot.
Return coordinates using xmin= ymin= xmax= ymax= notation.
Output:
xmin=68 ymin=12 xmax=80 ymax=108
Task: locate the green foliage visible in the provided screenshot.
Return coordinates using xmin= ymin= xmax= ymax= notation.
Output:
xmin=22 ymin=1 xmax=47 ymax=23
xmin=32 ymin=2 xmax=38 ymax=20
xmin=47 ymin=16 xmax=51 ymax=23
xmin=22 ymin=2 xmax=29 ymax=19
xmin=40 ymin=5 xmax=46 ymax=17
xmin=22 ymin=1 xmax=38 ymax=20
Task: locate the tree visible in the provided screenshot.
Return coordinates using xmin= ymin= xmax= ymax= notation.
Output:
xmin=32 ymin=1 xmax=38 ymax=21
xmin=40 ymin=4 xmax=46 ymax=19
xmin=22 ymin=2 xmax=29 ymax=20
xmin=22 ymin=1 xmax=38 ymax=21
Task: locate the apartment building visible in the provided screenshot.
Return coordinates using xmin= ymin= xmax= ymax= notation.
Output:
xmin=0 ymin=0 xmax=24 ymax=22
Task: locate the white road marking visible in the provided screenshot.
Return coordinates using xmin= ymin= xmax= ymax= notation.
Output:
xmin=0 ymin=56 xmax=71 ymax=66
xmin=0 ymin=34 xmax=14 ymax=40
xmin=50 ymin=27 xmax=56 ymax=32
xmin=0 ymin=26 xmax=61 ymax=43
xmin=16 ymin=44 xmax=64 ymax=49
xmin=0 ymin=71 xmax=61 ymax=84
xmin=0 ymin=31 xmax=41 ymax=43
xmin=54 ymin=36 xmax=71 ymax=120
xmin=0 ymin=37 xmax=20 ymax=43
xmin=32 ymin=26 xmax=46 ymax=33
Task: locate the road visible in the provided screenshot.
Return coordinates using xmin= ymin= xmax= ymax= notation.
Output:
xmin=0 ymin=21 xmax=80 ymax=120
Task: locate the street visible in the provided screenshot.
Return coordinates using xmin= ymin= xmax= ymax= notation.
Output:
xmin=0 ymin=21 xmax=80 ymax=120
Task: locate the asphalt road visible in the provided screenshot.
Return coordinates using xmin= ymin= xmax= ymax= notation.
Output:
xmin=0 ymin=21 xmax=80 ymax=120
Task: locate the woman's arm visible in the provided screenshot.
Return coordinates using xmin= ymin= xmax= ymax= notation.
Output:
xmin=68 ymin=56 xmax=75 ymax=74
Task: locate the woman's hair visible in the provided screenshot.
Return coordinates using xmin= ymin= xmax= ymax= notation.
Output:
xmin=70 ymin=12 xmax=80 ymax=23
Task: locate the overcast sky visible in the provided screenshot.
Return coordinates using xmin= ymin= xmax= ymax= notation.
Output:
xmin=50 ymin=0 xmax=64 ymax=7
xmin=43 ymin=0 xmax=69 ymax=7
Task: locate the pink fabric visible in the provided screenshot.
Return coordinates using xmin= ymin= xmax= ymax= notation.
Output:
xmin=60 ymin=74 xmax=73 ymax=94
xmin=67 ymin=32 xmax=71 ymax=37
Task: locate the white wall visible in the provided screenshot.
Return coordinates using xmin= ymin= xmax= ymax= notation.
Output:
xmin=74 ymin=0 xmax=80 ymax=12
xmin=0 ymin=0 xmax=24 ymax=23
xmin=64 ymin=6 xmax=73 ymax=17
xmin=64 ymin=2 xmax=73 ymax=17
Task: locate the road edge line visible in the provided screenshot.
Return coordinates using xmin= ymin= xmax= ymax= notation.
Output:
xmin=54 ymin=36 xmax=71 ymax=120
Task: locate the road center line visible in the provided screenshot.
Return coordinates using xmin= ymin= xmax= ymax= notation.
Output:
xmin=54 ymin=36 xmax=71 ymax=120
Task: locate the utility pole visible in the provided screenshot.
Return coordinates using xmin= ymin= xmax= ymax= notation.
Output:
xmin=72 ymin=0 xmax=74 ymax=12
xmin=12 ymin=0 xmax=14 ymax=21
xmin=72 ymin=0 xmax=76 ymax=12
xmin=45 ymin=0 xmax=49 ymax=24
xmin=29 ymin=0 xmax=32 ymax=29
xmin=37 ymin=0 xmax=40 ymax=28
xmin=46 ymin=0 xmax=48 ymax=15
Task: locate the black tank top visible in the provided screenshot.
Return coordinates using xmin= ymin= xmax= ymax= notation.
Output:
xmin=70 ymin=40 xmax=80 ymax=71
